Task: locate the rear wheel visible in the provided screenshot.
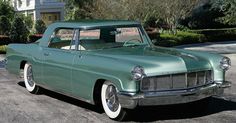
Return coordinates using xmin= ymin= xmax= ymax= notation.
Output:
xmin=101 ymin=81 xmax=127 ymax=121
xmin=24 ymin=63 xmax=39 ymax=94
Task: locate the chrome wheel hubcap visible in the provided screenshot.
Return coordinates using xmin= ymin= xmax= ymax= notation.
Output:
xmin=105 ymin=85 xmax=119 ymax=112
xmin=27 ymin=65 xmax=34 ymax=87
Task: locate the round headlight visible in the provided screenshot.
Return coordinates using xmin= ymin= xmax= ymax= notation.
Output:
xmin=131 ymin=66 xmax=145 ymax=81
xmin=220 ymin=57 xmax=231 ymax=71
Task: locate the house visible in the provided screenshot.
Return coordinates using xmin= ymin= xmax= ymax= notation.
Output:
xmin=12 ymin=0 xmax=65 ymax=25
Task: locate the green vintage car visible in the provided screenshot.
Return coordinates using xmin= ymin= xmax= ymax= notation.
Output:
xmin=6 ymin=20 xmax=231 ymax=121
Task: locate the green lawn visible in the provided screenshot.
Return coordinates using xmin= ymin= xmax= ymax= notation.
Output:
xmin=0 ymin=45 xmax=6 ymax=54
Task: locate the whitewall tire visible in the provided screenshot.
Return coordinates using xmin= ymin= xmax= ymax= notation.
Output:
xmin=24 ymin=63 xmax=39 ymax=94
xmin=101 ymin=81 xmax=126 ymax=121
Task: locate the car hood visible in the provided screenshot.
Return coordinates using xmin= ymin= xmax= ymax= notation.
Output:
xmin=89 ymin=46 xmax=212 ymax=76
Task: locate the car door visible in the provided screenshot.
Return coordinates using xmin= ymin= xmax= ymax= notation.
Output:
xmin=42 ymin=28 xmax=77 ymax=94
xmin=71 ymin=29 xmax=102 ymax=100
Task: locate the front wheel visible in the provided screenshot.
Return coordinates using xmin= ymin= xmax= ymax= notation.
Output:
xmin=24 ymin=63 xmax=39 ymax=94
xmin=101 ymin=81 xmax=127 ymax=121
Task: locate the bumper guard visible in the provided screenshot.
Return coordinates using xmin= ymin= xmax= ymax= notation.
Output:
xmin=117 ymin=81 xmax=231 ymax=109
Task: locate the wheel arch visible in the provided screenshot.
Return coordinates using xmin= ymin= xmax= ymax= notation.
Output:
xmin=93 ymin=79 xmax=106 ymax=106
xmin=92 ymin=78 xmax=123 ymax=105
xmin=20 ymin=60 xmax=27 ymax=70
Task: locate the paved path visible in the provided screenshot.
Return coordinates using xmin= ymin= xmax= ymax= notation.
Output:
xmin=176 ymin=41 xmax=236 ymax=54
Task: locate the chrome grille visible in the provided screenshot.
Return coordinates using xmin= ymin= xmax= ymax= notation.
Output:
xmin=141 ymin=70 xmax=213 ymax=92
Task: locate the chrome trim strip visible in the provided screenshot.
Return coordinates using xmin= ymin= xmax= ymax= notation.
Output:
xmin=140 ymin=70 xmax=213 ymax=92
xmin=118 ymin=81 xmax=230 ymax=109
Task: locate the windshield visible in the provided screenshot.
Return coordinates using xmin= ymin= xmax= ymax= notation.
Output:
xmin=78 ymin=26 xmax=149 ymax=50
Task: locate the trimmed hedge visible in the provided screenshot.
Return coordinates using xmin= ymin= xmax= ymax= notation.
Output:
xmin=28 ymin=34 xmax=43 ymax=43
xmin=190 ymin=28 xmax=236 ymax=42
xmin=154 ymin=28 xmax=236 ymax=47
xmin=0 ymin=35 xmax=11 ymax=45
xmin=0 ymin=34 xmax=43 ymax=45
xmin=156 ymin=31 xmax=206 ymax=47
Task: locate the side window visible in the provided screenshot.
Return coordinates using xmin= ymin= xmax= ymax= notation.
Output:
xmin=49 ymin=28 xmax=74 ymax=50
xmin=78 ymin=29 xmax=102 ymax=50
xmin=115 ymin=27 xmax=142 ymax=43
xmin=80 ymin=29 xmax=100 ymax=40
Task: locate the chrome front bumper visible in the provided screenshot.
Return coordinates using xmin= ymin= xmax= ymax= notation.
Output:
xmin=117 ymin=81 xmax=231 ymax=109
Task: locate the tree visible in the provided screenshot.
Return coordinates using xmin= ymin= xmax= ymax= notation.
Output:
xmin=0 ymin=0 xmax=14 ymax=21
xmin=0 ymin=0 xmax=15 ymax=35
xmin=62 ymin=0 xmax=93 ymax=20
xmin=212 ymin=0 xmax=236 ymax=26
xmin=180 ymin=0 xmax=227 ymax=29
xmin=156 ymin=0 xmax=199 ymax=33
xmin=10 ymin=15 xmax=29 ymax=43
xmin=63 ymin=0 xmax=200 ymax=31
xmin=35 ymin=20 xmax=46 ymax=34
xmin=0 ymin=16 xmax=11 ymax=35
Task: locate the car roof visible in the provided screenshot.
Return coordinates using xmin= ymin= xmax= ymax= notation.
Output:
xmin=49 ymin=20 xmax=141 ymax=29
xmin=39 ymin=20 xmax=142 ymax=47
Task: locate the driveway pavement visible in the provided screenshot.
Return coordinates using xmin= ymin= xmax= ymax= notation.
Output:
xmin=176 ymin=41 xmax=236 ymax=54
xmin=0 ymin=41 xmax=236 ymax=123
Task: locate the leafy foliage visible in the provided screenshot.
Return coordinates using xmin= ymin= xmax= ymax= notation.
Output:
xmin=0 ymin=45 xmax=6 ymax=54
xmin=35 ymin=20 xmax=46 ymax=34
xmin=0 ymin=16 xmax=11 ymax=35
xmin=192 ymin=28 xmax=236 ymax=42
xmin=24 ymin=16 xmax=33 ymax=31
xmin=156 ymin=31 xmax=206 ymax=47
xmin=63 ymin=0 xmax=236 ymax=30
xmin=0 ymin=0 xmax=14 ymax=35
xmin=0 ymin=0 xmax=14 ymax=20
xmin=212 ymin=0 xmax=236 ymax=25
xmin=63 ymin=0 xmax=199 ymax=31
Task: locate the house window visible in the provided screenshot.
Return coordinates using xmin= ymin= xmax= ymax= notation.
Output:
xmin=18 ymin=0 xmax=22 ymax=8
xmin=41 ymin=12 xmax=60 ymax=26
xmin=48 ymin=16 xmax=52 ymax=21
xmin=26 ymin=0 xmax=30 ymax=6
xmin=54 ymin=15 xmax=57 ymax=20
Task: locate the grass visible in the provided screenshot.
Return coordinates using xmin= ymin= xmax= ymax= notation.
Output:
xmin=0 ymin=45 xmax=6 ymax=54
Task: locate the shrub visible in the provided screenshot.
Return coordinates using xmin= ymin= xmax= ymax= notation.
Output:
xmin=0 ymin=15 xmax=11 ymax=35
xmin=156 ymin=31 xmax=206 ymax=47
xmin=0 ymin=35 xmax=10 ymax=45
xmin=176 ymin=31 xmax=206 ymax=44
xmin=10 ymin=15 xmax=29 ymax=43
xmin=35 ymin=20 xmax=46 ymax=34
xmin=190 ymin=29 xmax=236 ymax=42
